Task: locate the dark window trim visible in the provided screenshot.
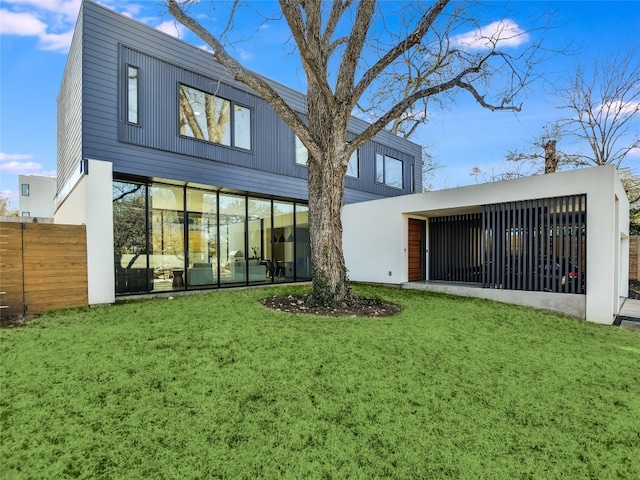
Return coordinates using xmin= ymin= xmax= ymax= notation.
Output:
xmin=21 ymin=184 xmax=30 ymax=196
xmin=376 ymin=152 xmax=404 ymax=190
xmin=178 ymin=83 xmax=254 ymax=152
xmin=126 ymin=64 xmax=139 ymax=126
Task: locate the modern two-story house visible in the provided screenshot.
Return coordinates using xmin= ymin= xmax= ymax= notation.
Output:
xmin=54 ymin=1 xmax=422 ymax=304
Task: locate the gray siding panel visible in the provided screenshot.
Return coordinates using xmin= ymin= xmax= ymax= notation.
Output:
xmin=56 ymin=5 xmax=84 ymax=193
xmin=78 ymin=0 xmax=422 ymax=202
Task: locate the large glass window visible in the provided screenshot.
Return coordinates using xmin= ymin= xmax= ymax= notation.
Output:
xmin=295 ymin=204 xmax=312 ymax=280
xmin=113 ymin=182 xmax=148 ymax=293
xmin=272 ymin=201 xmax=295 ymax=282
xmin=179 ymin=84 xmax=251 ymax=149
xmin=376 ymin=153 xmax=403 ymax=189
xmin=186 ymin=190 xmax=218 ymax=288
xmin=127 ymin=65 xmax=139 ymax=124
xmin=219 ymin=194 xmax=246 ymax=284
xmin=149 ymin=185 xmax=185 ymax=291
xmin=21 ymin=184 xmax=29 ymax=196
xmin=248 ymin=198 xmax=272 ymax=283
xmin=112 ymin=180 xmax=310 ymax=294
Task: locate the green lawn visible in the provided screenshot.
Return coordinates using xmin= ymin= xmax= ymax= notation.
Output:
xmin=1 ymin=285 xmax=639 ymax=479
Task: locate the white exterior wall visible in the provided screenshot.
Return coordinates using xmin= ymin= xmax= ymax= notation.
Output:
xmin=19 ymin=175 xmax=57 ymax=218
xmin=55 ymin=159 xmax=115 ymax=305
xmin=343 ymin=166 xmax=629 ymax=325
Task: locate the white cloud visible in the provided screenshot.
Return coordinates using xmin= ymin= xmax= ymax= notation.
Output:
xmin=0 ymin=2 xmax=77 ymax=53
xmin=2 ymin=0 xmax=81 ymax=23
xmin=155 ymin=20 xmax=186 ymax=38
xmin=0 ymin=161 xmax=43 ymax=174
xmin=0 ymin=152 xmax=33 ymax=161
xmin=451 ymin=20 xmax=529 ymax=50
xmin=0 ymin=8 xmax=46 ymax=35
xmin=0 ymin=153 xmax=45 ymax=174
xmin=596 ymin=100 xmax=640 ymax=117
xmin=628 ymin=147 xmax=640 ymax=158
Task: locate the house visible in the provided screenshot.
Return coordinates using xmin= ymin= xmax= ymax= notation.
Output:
xmin=343 ymin=166 xmax=630 ymax=325
xmin=18 ymin=175 xmax=56 ymax=219
xmin=53 ymin=1 xmax=422 ymax=305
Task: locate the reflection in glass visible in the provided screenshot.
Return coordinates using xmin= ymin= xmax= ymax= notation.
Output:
xmin=219 ymin=194 xmax=246 ymax=284
xmin=179 ymin=85 xmax=231 ymax=145
xmin=248 ymin=198 xmax=271 ymax=283
xmin=113 ymin=181 xmax=148 ymax=293
xmin=149 ymin=185 xmax=185 ymax=291
xmin=127 ymin=66 xmax=138 ymax=124
xmin=347 ymin=150 xmax=359 ymax=178
xmin=186 ymin=189 xmax=218 ymax=287
xmin=295 ymin=204 xmax=312 ymax=280
xmin=234 ymin=105 xmax=251 ymax=150
xmin=273 ymin=201 xmax=295 ymax=282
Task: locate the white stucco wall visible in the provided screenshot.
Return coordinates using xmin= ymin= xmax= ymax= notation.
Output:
xmin=55 ymin=159 xmax=115 ymax=305
xmin=19 ymin=175 xmax=57 ymax=218
xmin=343 ymin=166 xmax=629 ymax=325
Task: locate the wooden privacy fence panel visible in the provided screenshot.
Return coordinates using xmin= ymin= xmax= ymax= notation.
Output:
xmin=0 ymin=222 xmax=88 ymax=317
xmin=631 ymin=236 xmax=639 ymax=281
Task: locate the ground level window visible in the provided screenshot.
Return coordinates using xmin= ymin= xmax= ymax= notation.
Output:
xmin=113 ymin=179 xmax=311 ymax=295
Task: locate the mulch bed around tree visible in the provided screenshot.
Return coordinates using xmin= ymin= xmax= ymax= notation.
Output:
xmin=260 ymin=293 xmax=402 ymax=317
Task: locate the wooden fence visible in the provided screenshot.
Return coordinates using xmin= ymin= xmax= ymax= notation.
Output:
xmin=631 ymin=236 xmax=639 ymax=281
xmin=0 ymin=222 xmax=88 ymax=318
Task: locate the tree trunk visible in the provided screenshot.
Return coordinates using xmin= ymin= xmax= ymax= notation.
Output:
xmin=306 ymin=84 xmax=351 ymax=306
xmin=544 ymin=140 xmax=558 ymax=174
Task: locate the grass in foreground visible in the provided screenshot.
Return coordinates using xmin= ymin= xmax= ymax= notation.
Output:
xmin=1 ymin=285 xmax=639 ymax=479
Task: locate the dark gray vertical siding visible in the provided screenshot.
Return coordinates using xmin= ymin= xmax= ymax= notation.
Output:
xmin=78 ymin=0 xmax=421 ymax=201
xmin=56 ymin=7 xmax=84 ymax=193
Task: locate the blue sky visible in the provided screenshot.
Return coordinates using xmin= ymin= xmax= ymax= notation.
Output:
xmin=1 ymin=0 xmax=638 ymax=207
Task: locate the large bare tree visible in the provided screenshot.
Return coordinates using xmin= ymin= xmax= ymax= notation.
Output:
xmin=556 ymin=52 xmax=639 ymax=168
xmin=167 ymin=0 xmax=543 ymax=305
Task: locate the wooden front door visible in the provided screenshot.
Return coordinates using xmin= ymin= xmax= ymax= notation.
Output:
xmin=408 ymin=218 xmax=425 ymax=282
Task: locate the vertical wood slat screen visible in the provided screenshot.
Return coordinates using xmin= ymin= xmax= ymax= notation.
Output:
xmin=428 ymin=194 xmax=586 ymax=295
xmin=428 ymin=214 xmax=482 ymax=283
xmin=481 ymin=195 xmax=586 ymax=294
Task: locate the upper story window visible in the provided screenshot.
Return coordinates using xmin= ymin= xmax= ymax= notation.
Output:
xmin=21 ymin=184 xmax=30 ymax=196
xmin=127 ymin=65 xmax=139 ymax=124
xmin=376 ymin=153 xmax=403 ymax=189
xmin=179 ymin=84 xmax=252 ymax=150
xmin=295 ymin=136 xmax=359 ymax=177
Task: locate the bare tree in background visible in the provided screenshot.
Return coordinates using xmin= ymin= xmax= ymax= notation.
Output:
xmin=503 ymin=52 xmax=639 ymax=178
xmin=557 ymin=53 xmax=639 ymax=168
xmin=167 ymin=0 xmax=546 ymax=305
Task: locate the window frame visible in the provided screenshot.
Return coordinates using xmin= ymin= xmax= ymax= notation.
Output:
xmin=126 ymin=65 xmax=139 ymax=125
xmin=295 ymin=135 xmax=359 ymax=178
xmin=375 ymin=153 xmax=404 ymax=189
xmin=21 ymin=184 xmax=30 ymax=196
xmin=178 ymin=83 xmax=253 ymax=151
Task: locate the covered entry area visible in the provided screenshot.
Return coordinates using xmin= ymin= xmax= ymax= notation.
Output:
xmin=342 ymin=166 xmax=629 ymax=324
xmin=427 ymin=194 xmax=587 ymax=295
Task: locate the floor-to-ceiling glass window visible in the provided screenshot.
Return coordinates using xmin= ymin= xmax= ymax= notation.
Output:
xmin=295 ymin=204 xmax=312 ymax=280
xmin=248 ymin=197 xmax=271 ymax=283
xmin=113 ymin=181 xmax=149 ymax=293
xmin=186 ymin=189 xmax=218 ymax=288
xmin=113 ymin=178 xmax=311 ymax=294
xmin=219 ymin=194 xmax=247 ymax=284
xmin=272 ymin=201 xmax=295 ymax=282
xmin=149 ymin=185 xmax=185 ymax=291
